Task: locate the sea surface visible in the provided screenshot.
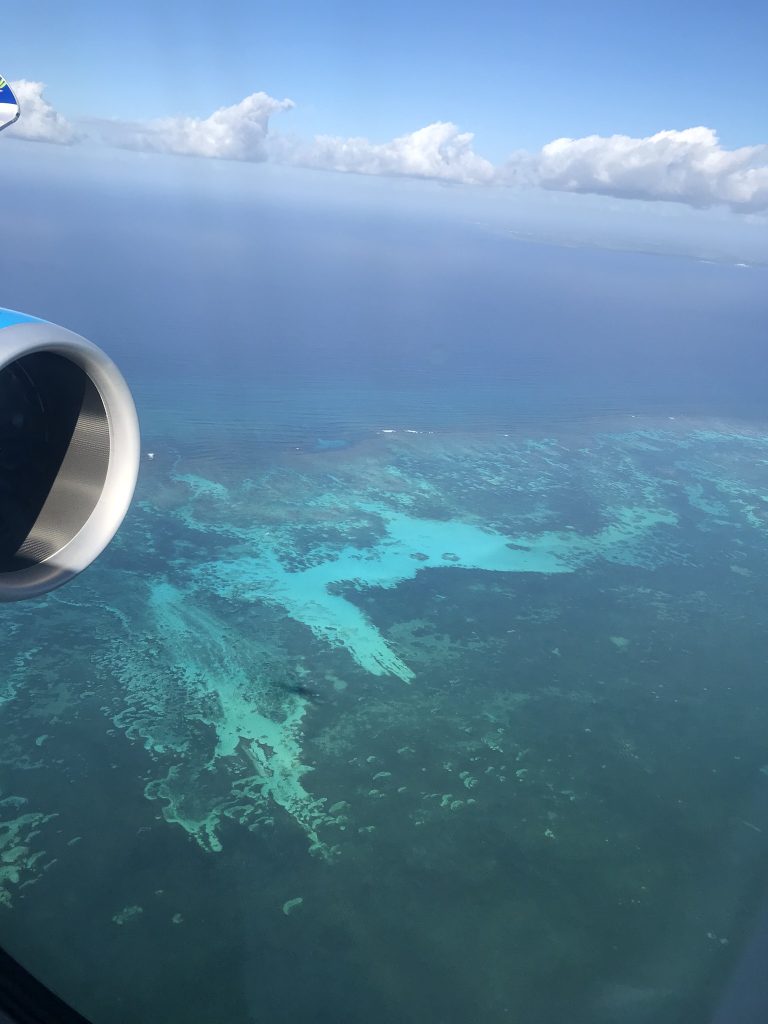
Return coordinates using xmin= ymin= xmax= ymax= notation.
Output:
xmin=2 ymin=171 xmax=768 ymax=1022
xmin=3 ymin=400 xmax=768 ymax=1023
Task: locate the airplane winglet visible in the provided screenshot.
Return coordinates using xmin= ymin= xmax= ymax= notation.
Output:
xmin=0 ymin=76 xmax=20 ymax=133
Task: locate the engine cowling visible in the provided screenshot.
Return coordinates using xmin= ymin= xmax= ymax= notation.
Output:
xmin=0 ymin=309 xmax=139 ymax=601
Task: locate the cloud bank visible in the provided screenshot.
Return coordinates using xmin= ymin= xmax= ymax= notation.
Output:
xmin=107 ymin=92 xmax=294 ymax=162
xmin=6 ymin=82 xmax=767 ymax=212
xmin=277 ymin=121 xmax=495 ymax=184
xmin=280 ymin=123 xmax=768 ymax=211
xmin=8 ymin=80 xmax=79 ymax=144
xmin=505 ymin=127 xmax=768 ymax=213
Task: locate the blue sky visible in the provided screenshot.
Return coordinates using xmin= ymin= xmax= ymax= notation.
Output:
xmin=3 ymin=0 xmax=767 ymax=155
xmin=1 ymin=0 xmax=767 ymax=262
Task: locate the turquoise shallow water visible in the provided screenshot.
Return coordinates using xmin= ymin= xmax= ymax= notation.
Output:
xmin=3 ymin=386 xmax=768 ymax=1023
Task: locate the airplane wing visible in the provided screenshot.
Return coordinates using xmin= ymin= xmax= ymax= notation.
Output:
xmin=0 ymin=75 xmax=20 ymax=132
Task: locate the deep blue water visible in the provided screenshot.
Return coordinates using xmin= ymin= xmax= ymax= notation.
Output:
xmin=2 ymin=168 xmax=766 ymax=417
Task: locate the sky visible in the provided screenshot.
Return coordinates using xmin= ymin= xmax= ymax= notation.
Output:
xmin=1 ymin=1 xmax=767 ymax=255
xmin=3 ymin=0 xmax=768 ymax=151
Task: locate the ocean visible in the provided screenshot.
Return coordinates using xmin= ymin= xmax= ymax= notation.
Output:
xmin=2 ymin=161 xmax=768 ymax=1022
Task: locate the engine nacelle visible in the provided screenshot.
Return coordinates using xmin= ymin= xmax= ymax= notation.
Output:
xmin=0 ymin=309 xmax=139 ymax=601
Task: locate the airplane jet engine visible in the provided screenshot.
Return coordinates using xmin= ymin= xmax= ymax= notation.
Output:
xmin=0 ymin=309 xmax=139 ymax=601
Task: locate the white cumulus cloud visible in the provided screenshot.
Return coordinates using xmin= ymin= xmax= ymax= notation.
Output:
xmin=9 ymin=77 xmax=765 ymax=214
xmin=109 ymin=92 xmax=294 ymax=162
xmin=275 ymin=121 xmax=495 ymax=184
xmin=7 ymin=80 xmax=79 ymax=144
xmin=502 ymin=127 xmax=768 ymax=212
